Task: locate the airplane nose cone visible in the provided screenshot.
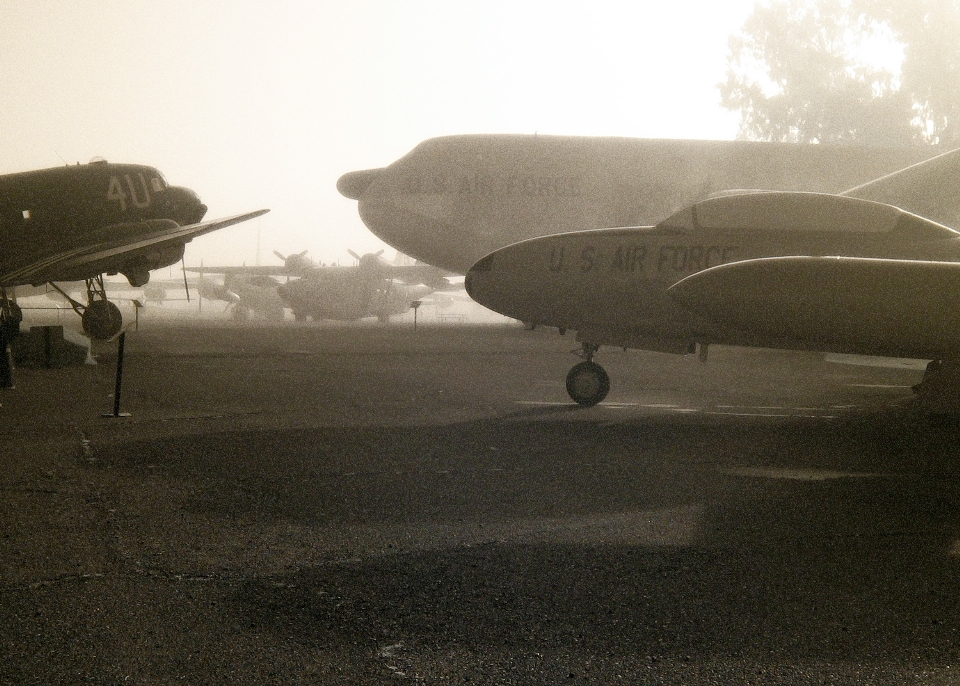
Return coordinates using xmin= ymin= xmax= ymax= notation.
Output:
xmin=464 ymin=252 xmax=499 ymax=308
xmin=340 ymin=166 xmax=468 ymax=272
xmin=168 ymin=185 xmax=207 ymax=225
xmin=337 ymin=168 xmax=383 ymax=199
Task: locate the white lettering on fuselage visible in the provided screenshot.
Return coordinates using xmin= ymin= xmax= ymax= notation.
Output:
xmin=548 ymin=244 xmax=738 ymax=276
xmin=106 ymin=173 xmax=152 ymax=212
xmin=401 ymin=174 xmax=583 ymax=198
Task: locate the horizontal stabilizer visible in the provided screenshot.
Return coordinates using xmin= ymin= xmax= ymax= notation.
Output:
xmin=667 ymin=256 xmax=960 ymax=358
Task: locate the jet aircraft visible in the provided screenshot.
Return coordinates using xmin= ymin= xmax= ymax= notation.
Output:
xmin=337 ymin=134 xmax=939 ymax=273
xmin=464 ymin=147 xmax=960 ymax=412
xmin=0 ymin=158 xmax=267 ymax=339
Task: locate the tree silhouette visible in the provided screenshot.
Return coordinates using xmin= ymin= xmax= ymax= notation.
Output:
xmin=721 ymin=0 xmax=960 ymax=146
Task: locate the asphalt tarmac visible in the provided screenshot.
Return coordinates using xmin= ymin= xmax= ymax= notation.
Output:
xmin=2 ymin=319 xmax=960 ymax=684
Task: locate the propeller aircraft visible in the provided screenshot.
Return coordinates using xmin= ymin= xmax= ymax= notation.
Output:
xmin=188 ymin=250 xmax=454 ymax=323
xmin=0 ymin=158 xmax=267 ymax=339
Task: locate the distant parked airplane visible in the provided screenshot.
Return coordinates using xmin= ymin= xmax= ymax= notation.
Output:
xmin=189 ymin=250 xmax=453 ymax=322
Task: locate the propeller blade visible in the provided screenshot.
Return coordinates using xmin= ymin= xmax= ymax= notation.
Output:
xmin=299 ymin=250 xmax=308 ymax=257
xmin=273 ymin=250 xmax=286 ymax=261
xmin=347 ymin=249 xmax=361 ymax=261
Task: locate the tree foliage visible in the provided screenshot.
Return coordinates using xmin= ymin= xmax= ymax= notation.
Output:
xmin=720 ymin=0 xmax=960 ymax=145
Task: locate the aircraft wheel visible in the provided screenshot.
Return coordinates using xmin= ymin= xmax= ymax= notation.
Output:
xmin=1 ymin=301 xmax=23 ymax=340
xmin=82 ymin=300 xmax=123 ymax=340
xmin=566 ymin=361 xmax=610 ymax=407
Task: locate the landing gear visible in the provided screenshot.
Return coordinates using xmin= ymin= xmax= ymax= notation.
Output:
xmin=566 ymin=342 xmax=609 ymax=407
xmin=81 ymin=300 xmax=122 ymax=340
xmin=51 ymin=275 xmax=124 ymax=340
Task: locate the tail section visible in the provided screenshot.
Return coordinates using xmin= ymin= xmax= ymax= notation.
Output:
xmin=842 ymin=146 xmax=960 ymax=228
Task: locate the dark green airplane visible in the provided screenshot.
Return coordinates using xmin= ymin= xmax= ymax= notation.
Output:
xmin=0 ymin=158 xmax=267 ymax=339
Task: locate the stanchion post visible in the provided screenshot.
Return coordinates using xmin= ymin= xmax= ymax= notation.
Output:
xmin=102 ymin=330 xmax=131 ymax=418
xmin=411 ymin=300 xmax=421 ymax=331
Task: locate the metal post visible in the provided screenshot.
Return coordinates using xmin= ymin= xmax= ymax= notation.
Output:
xmin=412 ymin=300 xmax=421 ymax=331
xmin=102 ymin=331 xmax=131 ymax=418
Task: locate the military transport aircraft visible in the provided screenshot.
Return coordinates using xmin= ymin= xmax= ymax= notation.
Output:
xmin=277 ymin=250 xmax=453 ymax=322
xmin=187 ymin=250 xmax=321 ymax=320
xmin=464 ymin=146 xmax=960 ymax=412
xmin=0 ymin=158 xmax=267 ymax=339
xmin=337 ymin=134 xmax=939 ymax=273
xmin=189 ymin=250 xmax=453 ymax=322
xmin=195 ymin=273 xmax=286 ymax=321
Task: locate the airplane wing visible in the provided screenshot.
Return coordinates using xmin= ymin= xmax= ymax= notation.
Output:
xmin=385 ymin=264 xmax=455 ymax=288
xmin=667 ymin=256 xmax=960 ymax=359
xmin=185 ymin=263 xmax=453 ymax=287
xmin=183 ymin=265 xmax=290 ymax=276
xmin=2 ymin=209 xmax=269 ymax=286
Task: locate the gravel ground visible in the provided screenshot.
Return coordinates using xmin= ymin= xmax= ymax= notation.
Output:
xmin=1 ymin=321 xmax=959 ymax=684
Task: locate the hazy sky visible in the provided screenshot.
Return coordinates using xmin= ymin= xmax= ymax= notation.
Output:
xmin=0 ymin=0 xmax=758 ymax=269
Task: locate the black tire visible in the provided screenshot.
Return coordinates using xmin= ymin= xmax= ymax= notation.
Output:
xmin=566 ymin=361 xmax=610 ymax=407
xmin=82 ymin=300 xmax=123 ymax=340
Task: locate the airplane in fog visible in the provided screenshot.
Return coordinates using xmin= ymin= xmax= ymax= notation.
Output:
xmin=0 ymin=158 xmax=267 ymax=339
xmin=190 ymin=250 xmax=453 ymax=322
xmin=195 ymin=273 xmax=286 ymax=321
xmin=337 ymin=134 xmax=941 ymax=273
xmin=464 ymin=147 xmax=960 ymax=412
xmin=188 ymin=250 xmax=326 ymax=320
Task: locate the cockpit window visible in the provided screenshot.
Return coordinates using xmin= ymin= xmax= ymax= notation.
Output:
xmin=150 ymin=170 xmax=167 ymax=192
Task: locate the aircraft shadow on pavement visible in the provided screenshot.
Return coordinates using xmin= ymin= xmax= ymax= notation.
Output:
xmin=65 ymin=411 xmax=960 ymax=680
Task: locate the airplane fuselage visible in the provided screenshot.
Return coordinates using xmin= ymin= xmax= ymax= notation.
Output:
xmin=0 ymin=160 xmax=206 ymax=286
xmin=278 ymin=269 xmax=430 ymax=322
xmin=466 ymin=195 xmax=960 ymax=360
xmin=339 ymin=134 xmax=934 ymax=273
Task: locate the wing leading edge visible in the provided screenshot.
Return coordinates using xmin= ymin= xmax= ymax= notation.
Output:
xmin=1 ymin=209 xmax=269 ymax=286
